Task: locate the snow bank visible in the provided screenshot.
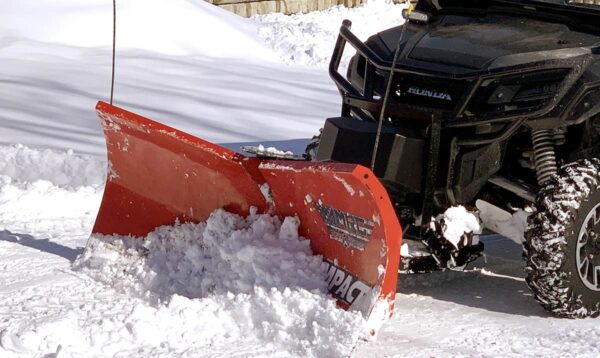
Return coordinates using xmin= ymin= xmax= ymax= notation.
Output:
xmin=0 ymin=0 xmax=277 ymax=60
xmin=74 ymin=209 xmax=366 ymax=357
xmin=0 ymin=145 xmax=103 ymax=233
xmin=0 ymin=145 xmax=105 ymax=187
xmin=252 ymin=0 xmax=406 ymax=67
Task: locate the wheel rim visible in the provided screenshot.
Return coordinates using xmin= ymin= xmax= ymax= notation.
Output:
xmin=576 ymin=203 xmax=600 ymax=291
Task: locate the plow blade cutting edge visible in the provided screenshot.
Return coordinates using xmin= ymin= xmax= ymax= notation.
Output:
xmin=93 ymin=101 xmax=401 ymax=331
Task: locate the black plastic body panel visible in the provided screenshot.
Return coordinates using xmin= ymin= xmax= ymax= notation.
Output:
xmin=453 ymin=143 xmax=503 ymax=202
xmin=315 ymin=117 xmax=396 ymax=176
xmin=383 ymin=133 xmax=425 ymax=193
xmin=316 ymin=117 xmax=425 ymax=193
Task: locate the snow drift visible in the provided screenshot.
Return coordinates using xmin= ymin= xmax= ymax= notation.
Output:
xmin=0 ymin=0 xmax=276 ymax=60
xmin=0 ymin=1 xmax=336 ymax=156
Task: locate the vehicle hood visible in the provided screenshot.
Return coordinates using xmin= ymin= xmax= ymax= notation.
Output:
xmin=381 ymin=14 xmax=600 ymax=69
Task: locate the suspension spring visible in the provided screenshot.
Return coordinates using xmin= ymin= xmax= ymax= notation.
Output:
xmin=552 ymin=128 xmax=566 ymax=146
xmin=531 ymin=129 xmax=558 ymax=185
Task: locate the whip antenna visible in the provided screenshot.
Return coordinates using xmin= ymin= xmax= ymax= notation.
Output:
xmin=110 ymin=0 xmax=116 ymax=104
xmin=370 ymin=24 xmax=407 ymax=171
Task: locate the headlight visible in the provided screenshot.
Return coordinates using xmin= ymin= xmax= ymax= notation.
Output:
xmin=569 ymin=0 xmax=600 ymax=6
xmin=465 ymin=69 xmax=569 ymax=117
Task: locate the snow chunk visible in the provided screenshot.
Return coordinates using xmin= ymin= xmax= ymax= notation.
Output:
xmin=256 ymin=144 xmax=294 ymax=157
xmin=432 ymin=206 xmax=482 ymax=248
xmin=400 ymin=243 xmax=409 ymax=257
xmin=259 ymin=183 xmax=274 ymax=208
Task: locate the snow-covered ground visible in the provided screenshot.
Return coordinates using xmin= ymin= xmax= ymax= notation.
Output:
xmin=1 ymin=1 xmax=600 ymax=357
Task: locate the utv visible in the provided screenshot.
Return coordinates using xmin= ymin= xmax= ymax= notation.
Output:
xmin=307 ymin=0 xmax=600 ymax=317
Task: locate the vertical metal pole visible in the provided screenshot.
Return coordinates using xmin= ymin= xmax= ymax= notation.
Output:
xmin=110 ymin=0 xmax=116 ymax=105
xmin=370 ymin=24 xmax=407 ymax=172
xmin=421 ymin=114 xmax=442 ymax=236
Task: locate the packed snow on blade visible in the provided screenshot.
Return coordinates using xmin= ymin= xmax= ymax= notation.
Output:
xmin=92 ymin=101 xmax=402 ymax=334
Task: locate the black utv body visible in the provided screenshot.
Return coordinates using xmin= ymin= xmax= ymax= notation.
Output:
xmin=309 ymin=0 xmax=600 ymax=318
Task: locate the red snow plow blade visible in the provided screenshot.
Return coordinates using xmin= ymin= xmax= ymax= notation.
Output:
xmin=94 ymin=101 xmax=401 ymax=329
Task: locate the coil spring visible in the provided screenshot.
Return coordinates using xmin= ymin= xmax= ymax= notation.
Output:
xmin=552 ymin=129 xmax=566 ymax=146
xmin=531 ymin=129 xmax=558 ymax=185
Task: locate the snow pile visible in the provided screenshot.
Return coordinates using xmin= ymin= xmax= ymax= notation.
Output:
xmin=0 ymin=0 xmax=277 ymax=60
xmin=0 ymin=145 xmax=103 ymax=233
xmin=74 ymin=209 xmax=366 ymax=357
xmin=252 ymin=0 xmax=406 ymax=67
xmin=432 ymin=206 xmax=483 ymax=248
xmin=0 ymin=144 xmax=105 ymax=187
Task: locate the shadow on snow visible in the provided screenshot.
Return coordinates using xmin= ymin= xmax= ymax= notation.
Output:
xmin=0 ymin=230 xmax=83 ymax=263
xmin=397 ymin=234 xmax=550 ymax=318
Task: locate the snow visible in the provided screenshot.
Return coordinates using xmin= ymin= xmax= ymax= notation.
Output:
xmin=76 ymin=210 xmax=330 ymax=298
xmin=355 ymin=234 xmax=600 ymax=357
xmin=72 ymin=210 xmax=366 ymax=357
xmin=255 ymin=144 xmax=295 ymax=157
xmin=0 ymin=145 xmax=367 ymax=357
xmin=400 ymin=243 xmax=410 ymax=256
xmin=0 ymin=0 xmax=276 ymax=60
xmin=260 ymin=183 xmax=275 ymax=208
xmin=253 ymin=1 xmax=406 ymax=68
xmin=432 ymin=206 xmax=483 ymax=248
xmin=0 ymin=1 xmax=336 ymax=156
xmin=1 ymin=0 xmax=600 ymax=357
xmin=333 ymin=174 xmax=356 ymax=196
xmin=0 ymin=144 xmax=104 ymax=187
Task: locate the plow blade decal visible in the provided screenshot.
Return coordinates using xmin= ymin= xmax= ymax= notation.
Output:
xmin=258 ymin=161 xmax=401 ymax=320
xmin=94 ymin=101 xmax=401 ymax=327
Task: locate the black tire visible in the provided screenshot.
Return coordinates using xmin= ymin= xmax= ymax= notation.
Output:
xmin=525 ymin=158 xmax=600 ymax=318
